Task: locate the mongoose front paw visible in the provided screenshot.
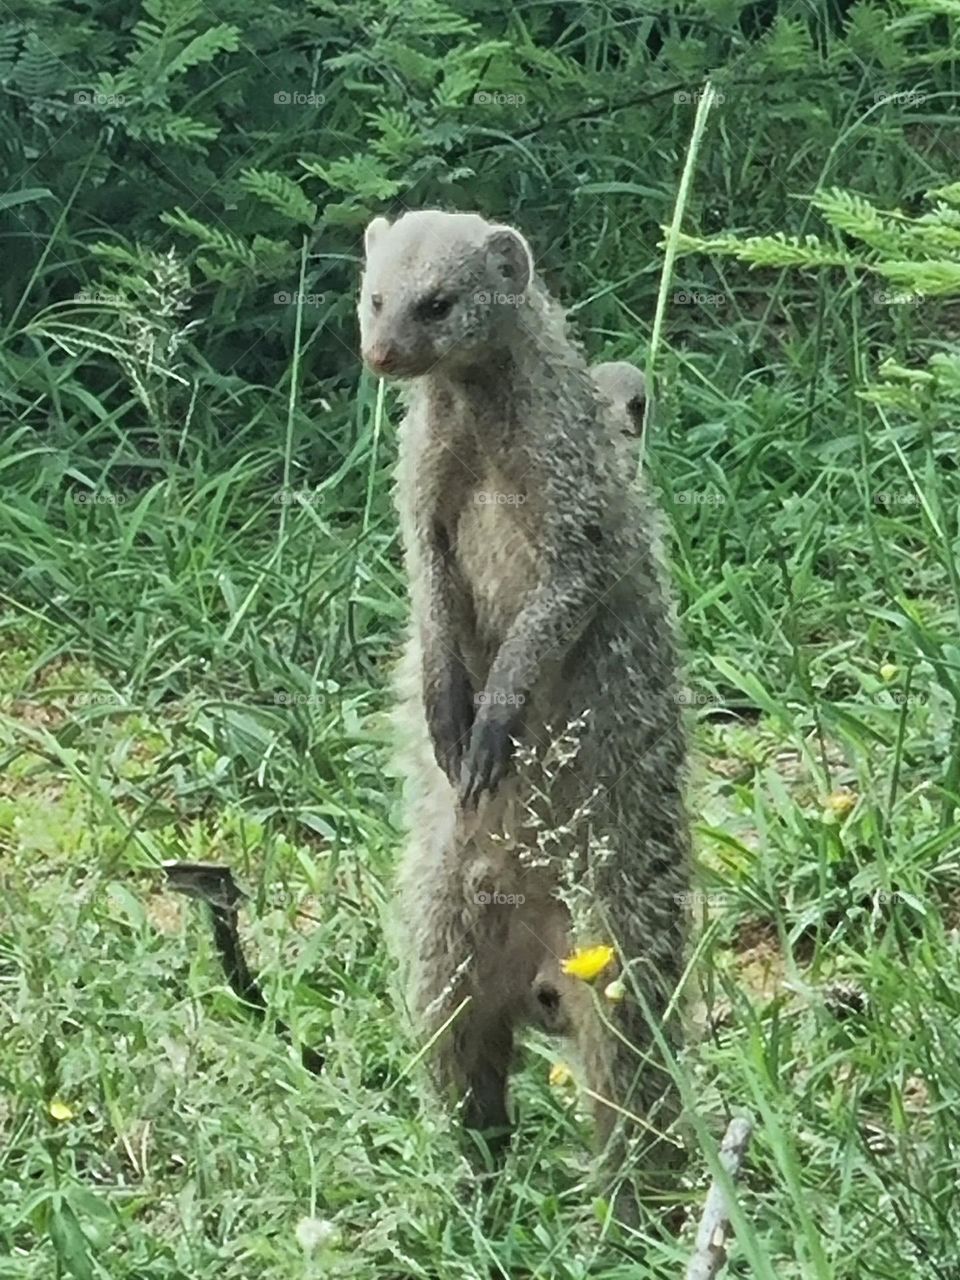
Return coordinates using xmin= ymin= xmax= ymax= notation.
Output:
xmin=459 ymin=715 xmax=516 ymax=808
xmin=427 ymin=660 xmax=475 ymax=787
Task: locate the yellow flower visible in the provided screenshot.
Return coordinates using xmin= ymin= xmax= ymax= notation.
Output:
xmin=824 ymin=790 xmax=856 ymax=816
xmin=880 ymin=663 xmax=898 ymax=683
xmin=604 ymin=978 xmax=627 ymax=1003
xmin=48 ymin=1099 xmax=73 ymax=1122
xmin=561 ymin=944 xmax=616 ymax=982
xmin=549 ymin=1062 xmax=573 ymax=1088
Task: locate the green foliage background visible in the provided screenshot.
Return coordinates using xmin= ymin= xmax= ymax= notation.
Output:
xmin=4 ymin=0 xmax=960 ymax=688
xmin=3 ymin=1 xmax=960 ymax=1276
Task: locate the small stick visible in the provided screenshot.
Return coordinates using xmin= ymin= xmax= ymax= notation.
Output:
xmin=685 ymin=1116 xmax=753 ymax=1280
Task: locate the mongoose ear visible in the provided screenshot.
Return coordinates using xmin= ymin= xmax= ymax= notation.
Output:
xmin=364 ymin=216 xmax=391 ymax=258
xmin=485 ymin=226 xmax=533 ymax=291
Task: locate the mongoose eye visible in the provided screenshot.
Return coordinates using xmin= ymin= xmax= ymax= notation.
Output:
xmin=416 ymin=293 xmax=454 ymax=322
xmin=370 ymin=292 xmax=383 ymax=314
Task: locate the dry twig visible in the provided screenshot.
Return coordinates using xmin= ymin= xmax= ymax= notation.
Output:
xmin=685 ymin=1116 xmax=753 ymax=1280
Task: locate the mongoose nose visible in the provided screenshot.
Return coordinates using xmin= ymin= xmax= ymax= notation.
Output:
xmin=364 ymin=343 xmax=399 ymax=374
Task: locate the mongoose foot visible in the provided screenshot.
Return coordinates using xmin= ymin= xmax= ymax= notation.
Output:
xmin=458 ymin=713 xmax=515 ymax=808
xmin=463 ymin=1120 xmax=514 ymax=1167
xmin=427 ymin=657 xmax=476 ymax=787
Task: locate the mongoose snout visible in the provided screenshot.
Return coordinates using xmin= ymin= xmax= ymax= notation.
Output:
xmin=362 ymin=340 xmax=402 ymax=376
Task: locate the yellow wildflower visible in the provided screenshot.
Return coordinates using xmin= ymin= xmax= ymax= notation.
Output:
xmin=824 ymin=790 xmax=856 ymax=817
xmin=549 ymin=1062 xmax=573 ymax=1088
xmin=48 ymin=1099 xmax=73 ymax=1122
xmin=561 ymin=944 xmax=615 ymax=982
xmin=880 ymin=663 xmax=898 ymax=683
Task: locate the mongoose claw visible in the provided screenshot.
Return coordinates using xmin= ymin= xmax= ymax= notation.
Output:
xmin=427 ymin=660 xmax=475 ymax=787
xmin=458 ymin=715 xmax=514 ymax=808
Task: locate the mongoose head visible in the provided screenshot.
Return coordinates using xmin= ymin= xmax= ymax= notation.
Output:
xmin=591 ymin=361 xmax=648 ymax=438
xmin=359 ymin=210 xmax=534 ymax=378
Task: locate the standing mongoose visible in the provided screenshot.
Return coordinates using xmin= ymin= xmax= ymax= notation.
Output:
xmin=359 ymin=210 xmax=689 ymax=1205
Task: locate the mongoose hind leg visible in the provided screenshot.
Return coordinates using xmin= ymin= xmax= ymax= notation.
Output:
xmin=409 ymin=949 xmax=517 ymax=1157
xmin=576 ymin=844 xmax=686 ymax=1213
xmin=398 ymin=833 xmax=520 ymax=1157
xmin=447 ymin=1006 xmax=515 ymax=1158
xmin=570 ymin=995 xmax=680 ymax=1231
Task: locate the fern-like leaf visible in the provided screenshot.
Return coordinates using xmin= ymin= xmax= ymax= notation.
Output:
xmin=134 ymin=115 xmax=219 ymax=148
xmin=762 ymin=16 xmax=816 ymax=72
xmin=142 ymin=0 xmax=205 ymax=35
xmin=928 ymin=182 xmax=960 ymax=206
xmin=161 ymin=208 xmax=260 ymax=267
xmin=366 ymin=106 xmax=423 ymax=159
xmin=0 ymin=23 xmax=20 ymax=79
xmin=811 ymin=188 xmax=908 ymax=253
xmin=672 ymin=231 xmax=858 ymax=269
xmin=166 ymin=25 xmax=240 ymax=78
xmin=300 ymin=156 xmax=404 ymax=200
xmin=239 ymin=169 xmax=316 ymax=227
xmin=13 ymin=33 xmax=61 ymax=97
xmin=873 ymin=259 xmax=960 ymax=296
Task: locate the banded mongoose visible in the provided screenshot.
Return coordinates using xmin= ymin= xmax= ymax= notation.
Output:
xmin=359 ymin=210 xmax=689 ymax=1200
xmin=591 ymin=359 xmax=648 ymax=447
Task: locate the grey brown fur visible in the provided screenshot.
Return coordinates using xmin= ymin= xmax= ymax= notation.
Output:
xmin=591 ymin=359 xmax=648 ymax=447
xmin=359 ymin=210 xmax=689 ymax=1201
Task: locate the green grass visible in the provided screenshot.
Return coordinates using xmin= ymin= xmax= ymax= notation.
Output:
xmin=5 ymin=20 xmax=960 ymax=1274
xmin=4 ymin=284 xmax=960 ymax=1275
